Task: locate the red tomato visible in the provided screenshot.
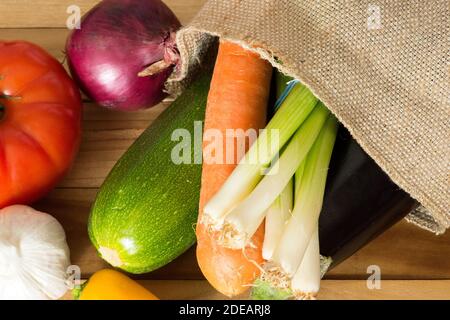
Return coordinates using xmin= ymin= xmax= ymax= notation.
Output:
xmin=0 ymin=41 xmax=82 ymax=208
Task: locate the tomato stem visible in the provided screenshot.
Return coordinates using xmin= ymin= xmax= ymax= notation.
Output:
xmin=0 ymin=95 xmax=13 ymax=121
xmin=0 ymin=94 xmax=18 ymax=100
xmin=0 ymin=103 xmax=4 ymax=121
xmin=0 ymin=94 xmax=21 ymax=120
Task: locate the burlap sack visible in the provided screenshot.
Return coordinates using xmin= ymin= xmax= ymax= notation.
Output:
xmin=170 ymin=0 xmax=449 ymax=233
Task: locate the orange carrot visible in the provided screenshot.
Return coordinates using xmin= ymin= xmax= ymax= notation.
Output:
xmin=196 ymin=40 xmax=273 ymax=297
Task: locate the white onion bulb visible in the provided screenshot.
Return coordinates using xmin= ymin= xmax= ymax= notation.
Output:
xmin=0 ymin=205 xmax=71 ymax=300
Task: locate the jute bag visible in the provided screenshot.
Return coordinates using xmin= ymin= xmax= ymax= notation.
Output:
xmin=170 ymin=0 xmax=449 ymax=233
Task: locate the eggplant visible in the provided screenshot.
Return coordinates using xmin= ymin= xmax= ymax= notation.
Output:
xmin=319 ymin=127 xmax=418 ymax=267
xmin=251 ymin=75 xmax=417 ymax=299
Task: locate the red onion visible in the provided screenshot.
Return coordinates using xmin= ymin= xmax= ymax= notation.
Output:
xmin=66 ymin=0 xmax=181 ymax=111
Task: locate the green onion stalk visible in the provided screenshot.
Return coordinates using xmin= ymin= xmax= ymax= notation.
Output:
xmin=219 ymin=104 xmax=330 ymax=249
xmin=262 ymin=179 xmax=294 ymax=260
xmin=201 ymin=71 xmax=338 ymax=299
xmin=202 ymin=82 xmax=318 ymax=230
xmin=252 ymin=115 xmax=338 ymax=300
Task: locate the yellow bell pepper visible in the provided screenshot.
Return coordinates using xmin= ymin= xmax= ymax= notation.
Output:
xmin=76 ymin=269 xmax=158 ymax=300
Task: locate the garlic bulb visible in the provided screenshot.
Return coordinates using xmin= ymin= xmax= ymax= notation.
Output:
xmin=0 ymin=205 xmax=71 ymax=300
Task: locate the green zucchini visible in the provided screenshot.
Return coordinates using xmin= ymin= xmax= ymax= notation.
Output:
xmin=88 ymin=69 xmax=212 ymax=274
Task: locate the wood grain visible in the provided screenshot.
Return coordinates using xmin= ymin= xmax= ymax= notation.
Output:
xmin=59 ymin=102 xmax=169 ymax=188
xmin=0 ymin=28 xmax=68 ymax=62
xmin=35 ymin=185 xmax=450 ymax=280
xmin=0 ymin=0 xmax=206 ymax=28
xmin=2 ymin=3 xmax=450 ymax=299
xmin=6 ymin=27 xmax=450 ymax=282
xmin=63 ymin=280 xmax=450 ymax=300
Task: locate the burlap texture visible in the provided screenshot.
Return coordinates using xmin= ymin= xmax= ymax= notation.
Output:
xmin=170 ymin=0 xmax=449 ymax=233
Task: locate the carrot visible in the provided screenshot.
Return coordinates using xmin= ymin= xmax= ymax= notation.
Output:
xmin=196 ymin=40 xmax=273 ymax=297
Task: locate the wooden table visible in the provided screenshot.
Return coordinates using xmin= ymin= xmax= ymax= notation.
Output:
xmin=2 ymin=0 xmax=449 ymax=300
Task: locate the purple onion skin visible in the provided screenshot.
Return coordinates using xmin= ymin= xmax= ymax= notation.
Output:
xmin=66 ymin=0 xmax=181 ymax=111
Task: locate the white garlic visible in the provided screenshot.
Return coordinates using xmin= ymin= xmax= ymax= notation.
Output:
xmin=0 ymin=205 xmax=71 ymax=300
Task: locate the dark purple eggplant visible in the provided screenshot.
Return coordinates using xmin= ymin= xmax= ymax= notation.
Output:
xmin=319 ymin=127 xmax=418 ymax=267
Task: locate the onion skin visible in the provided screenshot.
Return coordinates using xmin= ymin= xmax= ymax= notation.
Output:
xmin=66 ymin=0 xmax=181 ymax=111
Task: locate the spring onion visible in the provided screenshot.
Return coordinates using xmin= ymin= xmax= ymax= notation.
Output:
xmin=272 ymin=115 xmax=338 ymax=276
xmin=290 ymin=160 xmax=321 ymax=300
xmin=219 ymin=103 xmax=330 ymax=249
xmin=291 ymin=228 xmax=321 ymax=299
xmin=262 ymin=179 xmax=294 ymax=260
xmin=202 ymin=83 xmax=318 ymax=228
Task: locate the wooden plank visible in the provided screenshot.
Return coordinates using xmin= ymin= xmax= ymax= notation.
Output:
xmin=34 ymin=188 xmax=203 ymax=280
xmin=13 ymin=27 xmax=449 ymax=282
xmin=60 ymin=102 xmax=169 ymax=188
xmin=63 ymin=280 xmax=450 ymax=300
xmin=36 ymin=188 xmax=450 ymax=280
xmin=2 ymin=25 xmax=450 ymax=299
xmin=318 ymin=280 xmax=450 ymax=300
xmin=0 ymin=0 xmax=206 ymax=28
xmin=329 ymin=220 xmax=450 ymax=280
xmin=0 ymin=28 xmax=68 ymax=62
